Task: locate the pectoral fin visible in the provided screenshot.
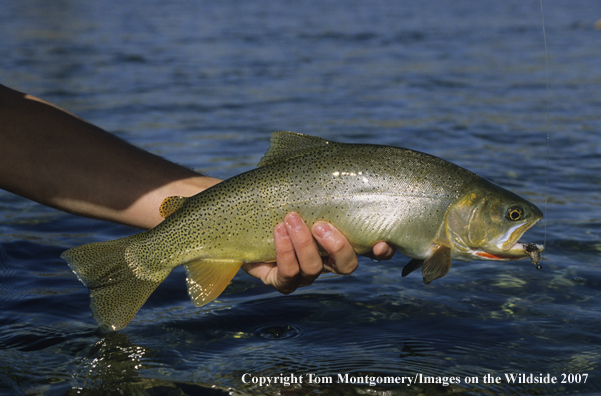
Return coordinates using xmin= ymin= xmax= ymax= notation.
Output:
xmin=421 ymin=245 xmax=452 ymax=285
xmin=184 ymin=259 xmax=243 ymax=307
xmin=402 ymin=259 xmax=424 ymax=277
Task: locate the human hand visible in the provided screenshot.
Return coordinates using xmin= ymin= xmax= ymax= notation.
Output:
xmin=241 ymin=212 xmax=395 ymax=294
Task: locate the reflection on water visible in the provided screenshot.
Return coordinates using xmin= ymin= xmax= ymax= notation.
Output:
xmin=76 ymin=333 xmax=151 ymax=392
xmin=71 ymin=332 xmax=232 ymax=395
xmin=2 ymin=0 xmax=601 ymax=395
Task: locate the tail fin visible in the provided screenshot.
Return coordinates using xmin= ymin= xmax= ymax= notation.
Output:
xmin=61 ymin=235 xmax=165 ymax=333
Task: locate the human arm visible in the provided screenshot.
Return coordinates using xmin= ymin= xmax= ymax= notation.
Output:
xmin=0 ymin=84 xmax=218 ymax=229
xmin=0 ymin=84 xmax=394 ymax=293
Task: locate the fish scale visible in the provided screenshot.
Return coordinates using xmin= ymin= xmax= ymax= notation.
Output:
xmin=62 ymin=132 xmax=543 ymax=332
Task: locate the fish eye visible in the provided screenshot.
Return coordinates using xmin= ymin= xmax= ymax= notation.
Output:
xmin=506 ymin=206 xmax=524 ymax=221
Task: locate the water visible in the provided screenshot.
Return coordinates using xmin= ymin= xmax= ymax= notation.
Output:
xmin=1 ymin=1 xmax=601 ymax=395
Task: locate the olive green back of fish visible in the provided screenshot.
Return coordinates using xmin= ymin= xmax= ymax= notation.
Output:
xmin=62 ymin=132 xmax=482 ymax=332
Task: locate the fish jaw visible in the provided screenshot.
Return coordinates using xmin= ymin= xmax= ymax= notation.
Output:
xmin=495 ymin=221 xmax=536 ymax=251
xmin=473 ymin=216 xmax=543 ymax=261
xmin=472 ymin=242 xmax=545 ymax=262
xmin=470 ymin=220 xmax=544 ymax=262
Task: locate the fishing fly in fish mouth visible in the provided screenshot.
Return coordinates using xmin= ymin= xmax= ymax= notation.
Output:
xmin=62 ymin=132 xmax=544 ymax=332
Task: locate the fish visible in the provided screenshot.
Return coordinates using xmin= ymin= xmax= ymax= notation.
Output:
xmin=62 ymin=132 xmax=544 ymax=332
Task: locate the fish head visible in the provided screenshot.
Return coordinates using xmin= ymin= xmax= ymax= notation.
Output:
xmin=445 ymin=180 xmax=543 ymax=262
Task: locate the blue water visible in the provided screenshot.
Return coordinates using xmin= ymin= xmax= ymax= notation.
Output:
xmin=2 ymin=1 xmax=601 ymax=395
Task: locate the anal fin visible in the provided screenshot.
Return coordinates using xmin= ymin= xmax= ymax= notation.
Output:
xmin=421 ymin=245 xmax=452 ymax=285
xmin=184 ymin=259 xmax=243 ymax=307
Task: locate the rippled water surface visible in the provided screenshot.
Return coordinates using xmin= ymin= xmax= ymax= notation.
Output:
xmin=1 ymin=1 xmax=601 ymax=395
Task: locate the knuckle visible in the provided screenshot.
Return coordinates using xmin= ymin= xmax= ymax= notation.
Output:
xmin=300 ymin=257 xmax=324 ymax=276
xmin=275 ymin=274 xmax=300 ymax=295
xmin=328 ymin=237 xmax=347 ymax=255
xmin=292 ymin=232 xmax=316 ymax=250
xmin=278 ymin=263 xmax=300 ymax=279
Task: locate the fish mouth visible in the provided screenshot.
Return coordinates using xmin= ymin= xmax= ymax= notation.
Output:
xmin=474 ymin=219 xmax=543 ymax=262
xmin=496 ymin=221 xmax=538 ymax=251
xmin=474 ymin=242 xmax=544 ymax=261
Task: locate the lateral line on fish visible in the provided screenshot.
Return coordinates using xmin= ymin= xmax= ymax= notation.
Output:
xmin=215 ymin=192 xmax=449 ymax=223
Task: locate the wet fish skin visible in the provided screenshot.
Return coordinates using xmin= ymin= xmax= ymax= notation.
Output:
xmin=62 ymin=132 xmax=543 ymax=332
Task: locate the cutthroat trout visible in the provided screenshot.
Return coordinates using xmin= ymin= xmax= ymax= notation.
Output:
xmin=62 ymin=132 xmax=543 ymax=332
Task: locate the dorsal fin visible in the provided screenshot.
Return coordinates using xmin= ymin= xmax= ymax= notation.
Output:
xmin=257 ymin=131 xmax=336 ymax=167
xmin=159 ymin=196 xmax=189 ymax=218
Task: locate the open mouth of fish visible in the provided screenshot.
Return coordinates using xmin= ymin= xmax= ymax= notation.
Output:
xmin=473 ymin=222 xmax=544 ymax=269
